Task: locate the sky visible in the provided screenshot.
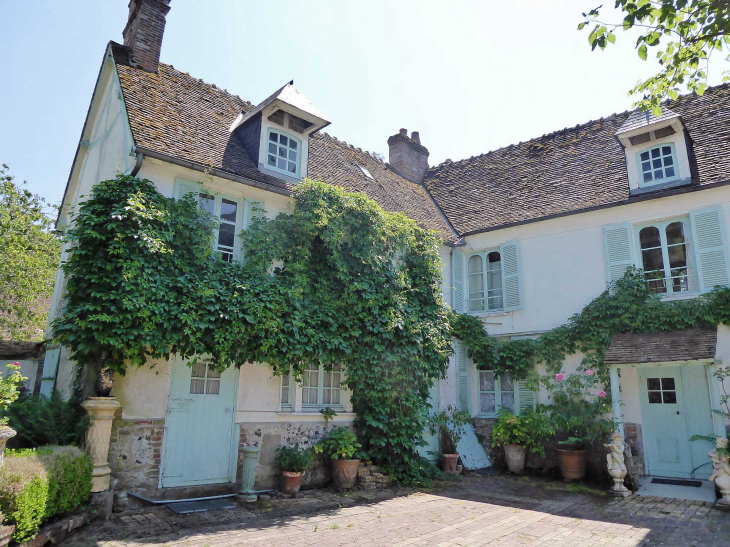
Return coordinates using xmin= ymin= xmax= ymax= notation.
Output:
xmin=1 ymin=0 xmax=727 ymax=208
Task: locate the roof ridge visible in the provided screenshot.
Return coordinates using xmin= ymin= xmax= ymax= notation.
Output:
xmin=318 ymin=132 xmax=386 ymax=165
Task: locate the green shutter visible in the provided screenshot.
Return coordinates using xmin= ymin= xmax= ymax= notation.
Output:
xmin=690 ymin=206 xmax=730 ymax=292
xmin=456 ymin=340 xmax=470 ymax=414
xmin=516 ymin=380 xmax=535 ymax=415
xmin=603 ymin=223 xmax=634 ymax=285
xmin=452 ymin=249 xmax=465 ymax=313
xmin=500 ymin=240 xmax=522 ymax=311
xmin=243 ymin=198 xmax=265 ymax=229
xmin=174 ymin=178 xmax=201 ymax=200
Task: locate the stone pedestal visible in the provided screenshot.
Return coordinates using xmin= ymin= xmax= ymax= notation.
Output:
xmin=0 ymin=428 xmax=17 ymax=468
xmin=82 ymin=397 xmax=121 ymax=493
xmin=238 ymin=445 xmax=260 ymax=502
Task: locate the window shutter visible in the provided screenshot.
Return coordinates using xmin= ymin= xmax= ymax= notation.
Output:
xmin=174 ymin=178 xmax=201 ymax=200
xmin=603 ymin=223 xmax=634 ymax=285
xmin=499 ymin=240 xmax=523 ymax=311
xmin=452 ymin=249 xmax=465 ymax=313
xmin=455 ymin=340 xmax=470 ymax=414
xmin=243 ymin=198 xmax=265 ymax=229
xmin=516 ymin=380 xmax=535 ymax=415
xmin=690 ymin=206 xmax=730 ymax=292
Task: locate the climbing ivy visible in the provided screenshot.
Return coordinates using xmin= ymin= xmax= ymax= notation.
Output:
xmin=451 ymin=268 xmax=730 ymax=386
xmin=53 ymin=175 xmax=451 ymax=483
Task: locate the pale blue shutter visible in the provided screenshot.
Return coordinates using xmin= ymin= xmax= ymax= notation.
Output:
xmin=603 ymin=223 xmax=634 ymax=284
xmin=452 ymin=249 xmax=465 ymax=313
xmin=455 ymin=340 xmax=470 ymax=414
xmin=690 ymin=206 xmax=730 ymax=292
xmin=500 ymin=240 xmax=522 ymax=311
xmin=243 ymin=198 xmax=265 ymax=229
xmin=516 ymin=380 xmax=535 ymax=415
xmin=174 ymin=178 xmax=201 ymax=200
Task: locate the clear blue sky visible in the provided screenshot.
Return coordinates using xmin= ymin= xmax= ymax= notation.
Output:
xmin=1 ymin=0 xmax=726 ymax=207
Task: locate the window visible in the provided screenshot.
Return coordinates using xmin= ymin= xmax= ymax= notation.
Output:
xmin=266 ymin=129 xmax=301 ymax=177
xmin=637 ymin=218 xmax=697 ymax=294
xmin=190 ymin=362 xmax=221 ymax=395
xmin=280 ymin=372 xmax=292 ymax=408
xmin=198 ymin=193 xmax=240 ymax=263
xmin=646 ymin=377 xmax=677 ymax=404
xmin=301 ymin=364 xmax=342 ymax=407
xmin=478 ymin=370 xmax=515 ymax=416
xmin=358 ymin=165 xmax=374 ymax=179
xmin=637 ymin=144 xmax=677 ymax=185
xmin=468 ymin=251 xmax=504 ymax=312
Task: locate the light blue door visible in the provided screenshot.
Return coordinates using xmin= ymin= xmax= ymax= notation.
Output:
xmin=417 ymin=379 xmax=440 ymax=461
xmin=161 ymin=357 xmax=238 ymax=487
xmin=639 ymin=366 xmax=713 ymax=479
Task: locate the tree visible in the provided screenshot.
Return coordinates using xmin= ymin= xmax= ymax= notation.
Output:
xmin=0 ymin=164 xmax=61 ymax=341
xmin=580 ymin=1 xmax=730 ymax=114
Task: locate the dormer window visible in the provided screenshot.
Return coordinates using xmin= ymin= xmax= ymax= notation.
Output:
xmin=638 ymin=144 xmax=677 ymax=185
xmin=267 ymin=129 xmax=300 ymax=176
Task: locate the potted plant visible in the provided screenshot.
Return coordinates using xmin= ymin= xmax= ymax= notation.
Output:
xmin=491 ymin=407 xmax=554 ymax=475
xmin=428 ymin=405 xmax=471 ymax=474
xmin=314 ymin=426 xmax=362 ymax=489
xmin=275 ymin=445 xmax=314 ymax=495
xmin=543 ymin=369 xmax=614 ymax=481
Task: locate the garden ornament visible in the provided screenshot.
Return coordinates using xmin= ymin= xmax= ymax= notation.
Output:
xmin=708 ymin=437 xmax=730 ymax=507
xmin=604 ymin=431 xmax=630 ymax=496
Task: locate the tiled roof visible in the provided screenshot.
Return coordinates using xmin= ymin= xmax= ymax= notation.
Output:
xmin=424 ymin=85 xmax=730 ymax=235
xmin=604 ymin=327 xmax=717 ymax=365
xmin=616 ymin=107 xmax=679 ymax=134
xmin=111 ymin=42 xmax=455 ymax=241
xmin=0 ymin=340 xmax=44 ymax=360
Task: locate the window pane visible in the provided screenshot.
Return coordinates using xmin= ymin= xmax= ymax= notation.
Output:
xmin=667 ymin=245 xmax=687 ymax=269
xmin=279 ymin=146 xmax=287 ymax=158
xmin=665 ymin=167 xmax=675 ymax=177
xmin=278 ymin=158 xmax=286 ymax=170
xmin=643 ymin=171 xmax=653 ymax=182
xmin=479 ymin=371 xmax=495 ymax=391
xmin=641 ymin=248 xmax=664 ymax=271
xmin=199 ymin=194 xmax=215 ymax=215
xmin=648 ymin=391 xmax=662 ymax=404
xmin=654 ymin=169 xmax=663 ymax=179
xmin=651 ymin=148 xmax=661 ymax=158
xmin=190 ymin=378 xmax=205 ymax=394
xmin=480 ymin=392 xmax=495 ymax=414
xmin=639 ymin=227 xmax=661 ymax=249
xmin=269 ymin=132 xmax=278 ymax=142
xmin=469 ymin=299 xmax=485 ymax=312
xmin=653 ymin=158 xmax=662 ymax=169
xmin=665 ymin=222 xmax=685 ymax=245
xmin=280 ymin=135 xmax=288 ymax=146
xmin=220 ymin=199 xmax=237 ymax=222
xmin=331 ymin=389 xmax=341 ymax=405
xmin=191 ymin=361 xmax=207 ymax=378
xmin=268 ymin=143 xmax=277 ymax=154
xmin=288 ymin=150 xmax=297 ymax=161
xmin=268 ymin=155 xmax=276 ymax=166
xmin=661 ymin=378 xmax=675 ymax=390
xmin=663 ymin=391 xmax=677 ymax=404
xmin=500 ymin=372 xmax=514 ymax=392
xmin=218 ymin=223 xmax=235 ymax=248
xmin=647 ymin=378 xmax=661 ymax=390
xmin=664 ymin=155 xmax=673 ymax=166
xmin=289 ymin=140 xmax=297 ymax=150
xmin=207 ymin=368 xmax=221 ymax=379
xmin=501 ymin=392 xmax=515 ymax=411
xmin=468 ymin=255 xmax=483 ymax=274
xmin=323 ymin=390 xmax=331 ymax=404
xmin=662 ymin=146 xmax=671 ymax=156
xmin=288 ymin=162 xmax=296 ymax=173
xmin=640 ymin=151 xmax=650 ymax=161
xmin=206 ymin=379 xmax=220 ymax=395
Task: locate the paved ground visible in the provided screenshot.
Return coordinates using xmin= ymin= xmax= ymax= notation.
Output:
xmin=66 ymin=475 xmax=730 ymax=546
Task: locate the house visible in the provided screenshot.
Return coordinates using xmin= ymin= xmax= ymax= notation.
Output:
xmin=41 ymin=0 xmax=730 ymax=496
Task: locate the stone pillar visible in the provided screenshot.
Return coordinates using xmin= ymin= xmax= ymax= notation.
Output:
xmin=83 ymin=397 xmax=121 ymax=493
xmin=239 ymin=445 xmax=261 ymax=502
xmin=0 ymin=428 xmax=16 ymax=468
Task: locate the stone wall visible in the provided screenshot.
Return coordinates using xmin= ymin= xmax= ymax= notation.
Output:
xmin=108 ymin=418 xmax=164 ymax=493
xmin=623 ymin=422 xmax=644 ymax=475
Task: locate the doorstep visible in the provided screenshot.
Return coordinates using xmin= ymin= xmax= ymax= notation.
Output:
xmin=637 ymin=476 xmax=717 ymax=503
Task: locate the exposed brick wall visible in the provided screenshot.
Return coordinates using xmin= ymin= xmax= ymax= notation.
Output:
xmin=108 ymin=418 xmax=165 ymax=492
xmin=623 ymin=422 xmax=645 ymax=475
xmin=122 ymin=0 xmax=171 ymax=72
xmin=387 ymin=130 xmax=429 ymax=183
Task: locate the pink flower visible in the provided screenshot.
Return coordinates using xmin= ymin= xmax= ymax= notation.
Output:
xmin=598 ymin=390 xmax=606 ymax=398
xmin=555 ymin=373 xmax=564 ymax=382
xmin=585 ymin=369 xmax=595 ymax=376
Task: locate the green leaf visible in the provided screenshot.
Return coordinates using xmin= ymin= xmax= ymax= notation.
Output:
xmin=638 ymin=44 xmax=648 ymax=60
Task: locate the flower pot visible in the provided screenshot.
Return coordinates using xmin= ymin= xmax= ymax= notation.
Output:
xmin=504 ymin=444 xmax=526 ymax=475
xmin=441 ymin=453 xmax=459 ymax=474
xmin=280 ymin=471 xmax=304 ymax=495
xmin=332 ymin=459 xmax=360 ymax=489
xmin=95 ymin=366 xmax=114 ymax=396
xmin=557 ymin=449 xmax=587 ymax=481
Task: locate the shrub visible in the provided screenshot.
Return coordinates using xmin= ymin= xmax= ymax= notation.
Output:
xmin=0 ymin=363 xmax=26 ymax=427
xmin=428 ymin=405 xmax=471 ymax=455
xmin=314 ymin=427 xmax=362 ymax=460
xmin=42 ymin=446 xmax=93 ymax=518
xmin=275 ymin=446 xmax=314 ymax=473
xmin=491 ymin=408 xmax=555 ymax=457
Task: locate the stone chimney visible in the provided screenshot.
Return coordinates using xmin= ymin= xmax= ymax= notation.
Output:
xmin=122 ymin=0 xmax=171 ymax=73
xmin=387 ymin=128 xmax=429 ymax=183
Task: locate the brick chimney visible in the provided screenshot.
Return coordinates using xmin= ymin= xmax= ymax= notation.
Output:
xmin=122 ymin=0 xmax=171 ymax=73
xmin=387 ymin=128 xmax=429 ymax=183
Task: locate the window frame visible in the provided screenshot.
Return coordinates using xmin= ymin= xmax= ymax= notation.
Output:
xmin=300 ymin=364 xmax=344 ymax=409
xmin=197 ymin=192 xmax=243 ymax=263
xmin=477 ymin=369 xmax=516 ymax=418
xmin=635 ymin=142 xmax=679 ymax=188
xmin=265 ymin=128 xmax=302 ymax=178
xmin=466 ymin=249 xmax=504 ymax=313
xmin=634 ymin=217 xmax=698 ymax=296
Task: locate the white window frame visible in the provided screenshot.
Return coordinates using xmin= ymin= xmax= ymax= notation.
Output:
xmin=635 ymin=217 xmax=699 ymax=296
xmin=300 ymin=364 xmax=343 ymax=409
xmin=477 ymin=369 xmax=516 ymax=418
xmin=197 ymin=192 xmax=243 ymax=263
xmin=280 ymin=371 xmax=293 ymax=410
xmin=467 ymin=250 xmax=504 ymax=313
xmin=635 ymin=142 xmax=679 ymax=188
xmin=265 ymin=128 xmax=302 ymax=178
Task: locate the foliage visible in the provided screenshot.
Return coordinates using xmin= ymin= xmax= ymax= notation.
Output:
xmin=428 ymin=405 xmax=471 ymax=455
xmin=0 ymin=164 xmax=61 ymax=341
xmin=491 ymin=408 xmax=555 ymax=457
xmin=579 ymin=1 xmax=730 ymax=114
xmin=320 ymin=407 xmax=337 ymax=431
xmin=54 ymin=175 xmax=452 ymax=484
xmin=540 ymin=369 xmax=615 ymax=450
xmin=2 ymin=390 xmax=89 ymax=448
xmin=690 ymin=366 xmax=730 ymax=457
xmin=0 ymin=363 xmax=26 ymax=427
xmin=314 ymin=427 xmax=362 ymax=460
xmin=42 ymin=446 xmax=93 ymax=519
xmin=275 ymin=445 xmax=314 ymax=473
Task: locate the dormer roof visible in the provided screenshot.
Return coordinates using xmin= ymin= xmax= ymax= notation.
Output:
xmin=615 ymin=107 xmax=681 ymax=135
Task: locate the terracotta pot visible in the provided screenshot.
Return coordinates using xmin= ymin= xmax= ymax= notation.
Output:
xmin=503 ymin=444 xmax=526 ymax=475
xmin=280 ymin=471 xmax=304 ymax=495
xmin=441 ymin=453 xmax=459 ymax=474
xmin=557 ymin=449 xmax=587 ymax=481
xmin=95 ymin=366 xmax=114 ymax=396
xmin=332 ymin=459 xmax=360 ymax=489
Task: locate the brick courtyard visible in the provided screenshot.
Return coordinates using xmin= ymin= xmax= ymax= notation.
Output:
xmin=66 ymin=475 xmax=730 ymax=546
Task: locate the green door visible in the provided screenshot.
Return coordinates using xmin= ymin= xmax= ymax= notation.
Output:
xmin=161 ymin=357 xmax=238 ymax=487
xmin=417 ymin=379 xmax=440 ymax=461
xmin=638 ymin=366 xmax=713 ymax=479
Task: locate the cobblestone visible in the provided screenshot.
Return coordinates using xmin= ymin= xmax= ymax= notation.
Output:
xmin=64 ymin=475 xmax=730 ymax=546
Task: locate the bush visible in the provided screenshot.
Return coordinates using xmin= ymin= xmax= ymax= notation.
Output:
xmin=428 ymin=405 xmax=471 ymax=455
xmin=491 ymin=408 xmax=554 ymax=457
xmin=314 ymin=427 xmax=362 ymax=460
xmin=0 ymin=446 xmax=92 ymax=542
xmin=275 ymin=446 xmax=314 ymax=473
xmin=2 ymin=391 xmax=89 ymax=448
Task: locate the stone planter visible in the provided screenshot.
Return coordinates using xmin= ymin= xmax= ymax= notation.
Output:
xmin=82 ymin=397 xmax=121 ymax=492
xmin=280 ymin=471 xmax=304 ymax=495
xmin=0 ymin=427 xmax=17 ymax=468
xmin=557 ymin=449 xmax=587 ymax=481
xmin=239 ymin=445 xmax=261 ymax=502
xmin=504 ymin=444 xmax=526 ymax=475
xmin=440 ymin=453 xmax=459 ymax=474
xmin=332 ymin=459 xmax=360 ymax=489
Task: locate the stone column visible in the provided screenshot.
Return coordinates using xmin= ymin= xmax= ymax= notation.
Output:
xmin=609 ymin=366 xmax=624 ymax=437
xmin=239 ymin=445 xmax=261 ymax=502
xmin=83 ymin=397 xmax=121 ymax=493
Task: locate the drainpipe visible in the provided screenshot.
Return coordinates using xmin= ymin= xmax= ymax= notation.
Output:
xmin=131 ymin=150 xmax=144 ymax=176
